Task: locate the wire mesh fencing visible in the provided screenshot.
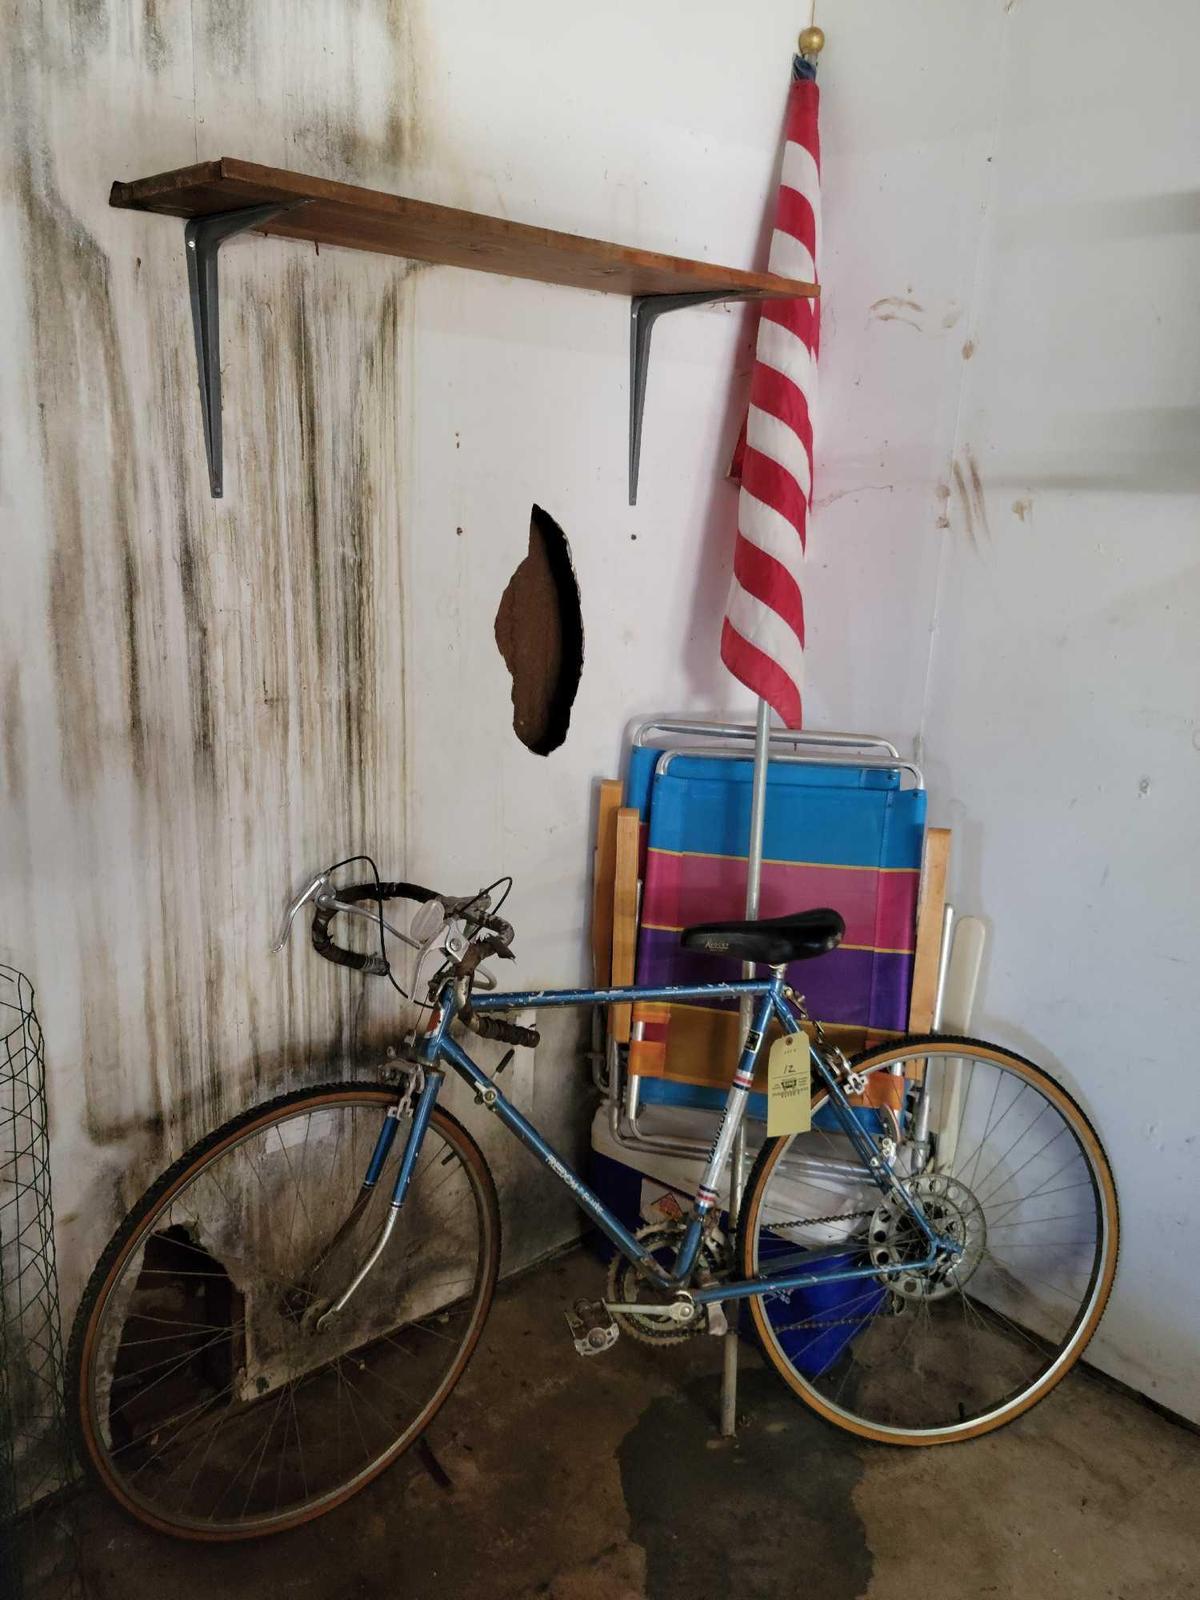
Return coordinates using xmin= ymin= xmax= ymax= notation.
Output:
xmin=1 ymin=965 xmax=83 ymax=1598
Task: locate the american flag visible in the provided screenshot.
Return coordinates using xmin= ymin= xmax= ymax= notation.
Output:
xmin=722 ymin=55 xmax=821 ymax=730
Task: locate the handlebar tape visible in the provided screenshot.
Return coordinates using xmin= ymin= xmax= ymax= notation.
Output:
xmin=310 ymin=880 xmax=440 ymax=973
xmin=310 ymin=881 xmax=516 ymax=972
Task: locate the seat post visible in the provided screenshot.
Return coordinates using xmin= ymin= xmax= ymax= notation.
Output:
xmin=691 ymin=987 xmax=775 ymax=1216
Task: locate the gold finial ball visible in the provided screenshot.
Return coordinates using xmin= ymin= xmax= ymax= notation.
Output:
xmin=798 ymin=25 xmax=825 ymax=56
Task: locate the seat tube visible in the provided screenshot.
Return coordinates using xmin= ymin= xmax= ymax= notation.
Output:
xmin=693 ymin=985 xmax=775 ymax=1213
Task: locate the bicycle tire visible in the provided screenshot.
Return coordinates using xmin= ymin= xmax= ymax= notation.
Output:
xmin=737 ymin=1034 xmax=1119 ymax=1445
xmin=68 ymin=1082 xmax=500 ymax=1539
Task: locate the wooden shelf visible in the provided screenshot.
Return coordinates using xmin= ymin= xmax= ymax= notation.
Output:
xmin=110 ymin=156 xmax=817 ymax=303
xmin=110 ymin=156 xmax=816 ymax=499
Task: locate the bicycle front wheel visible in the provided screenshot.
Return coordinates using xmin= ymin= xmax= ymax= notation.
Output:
xmin=69 ymin=1082 xmax=499 ymax=1539
xmin=738 ymin=1035 xmax=1118 ymax=1444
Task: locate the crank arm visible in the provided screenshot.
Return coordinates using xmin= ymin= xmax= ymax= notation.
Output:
xmin=603 ymin=1299 xmax=697 ymax=1323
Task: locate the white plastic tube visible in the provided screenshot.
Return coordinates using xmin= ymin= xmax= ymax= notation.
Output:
xmin=934 ymin=916 xmax=987 ymax=1171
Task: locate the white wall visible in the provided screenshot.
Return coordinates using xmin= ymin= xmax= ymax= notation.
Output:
xmin=910 ymin=1 xmax=1200 ymax=1421
xmin=2 ymin=0 xmax=1196 ymax=1420
xmin=804 ymin=0 xmax=1200 ymax=1423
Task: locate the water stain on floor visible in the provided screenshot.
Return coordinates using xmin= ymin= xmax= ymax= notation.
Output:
xmin=618 ymin=1369 xmax=872 ymax=1600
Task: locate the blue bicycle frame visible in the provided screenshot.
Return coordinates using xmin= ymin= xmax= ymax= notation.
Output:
xmin=362 ymin=969 xmax=952 ymax=1308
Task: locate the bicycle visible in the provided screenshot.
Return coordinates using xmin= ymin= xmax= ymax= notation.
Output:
xmin=68 ymin=866 xmax=1119 ymax=1540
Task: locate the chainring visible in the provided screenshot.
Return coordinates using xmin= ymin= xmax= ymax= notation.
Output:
xmin=605 ymin=1223 xmax=722 ymax=1345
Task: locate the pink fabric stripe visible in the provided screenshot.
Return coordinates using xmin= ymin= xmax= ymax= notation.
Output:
xmin=641 ymin=849 xmax=919 ymax=953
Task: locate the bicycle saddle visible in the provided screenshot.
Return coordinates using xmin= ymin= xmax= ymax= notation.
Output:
xmin=680 ymin=907 xmax=845 ymax=966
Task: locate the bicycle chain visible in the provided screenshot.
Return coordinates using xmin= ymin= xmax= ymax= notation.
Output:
xmin=772 ymin=1306 xmax=897 ymax=1333
xmin=765 ymin=1208 xmax=873 ymax=1235
xmin=761 ymin=1209 xmax=895 ymax=1332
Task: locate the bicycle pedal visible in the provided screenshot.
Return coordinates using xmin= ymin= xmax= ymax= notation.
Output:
xmin=565 ymin=1298 xmax=619 ymax=1357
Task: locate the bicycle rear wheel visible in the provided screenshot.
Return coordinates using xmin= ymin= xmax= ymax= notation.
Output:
xmin=69 ymin=1082 xmax=499 ymax=1538
xmin=738 ymin=1036 xmax=1118 ymax=1444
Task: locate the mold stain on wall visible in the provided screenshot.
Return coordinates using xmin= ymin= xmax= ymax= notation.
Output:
xmin=950 ymin=448 xmax=992 ymax=551
xmin=0 ymin=0 xmax=427 ymax=1301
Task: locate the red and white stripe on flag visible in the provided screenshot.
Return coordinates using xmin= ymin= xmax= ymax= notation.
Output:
xmin=722 ymin=67 xmax=820 ymax=730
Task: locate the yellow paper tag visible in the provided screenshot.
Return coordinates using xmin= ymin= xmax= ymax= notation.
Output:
xmin=767 ymin=1033 xmax=812 ymax=1137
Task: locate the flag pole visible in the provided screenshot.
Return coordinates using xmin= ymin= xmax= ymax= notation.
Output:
xmin=718 ymin=10 xmax=823 ymax=1441
xmin=719 ymin=695 xmax=772 ymax=1436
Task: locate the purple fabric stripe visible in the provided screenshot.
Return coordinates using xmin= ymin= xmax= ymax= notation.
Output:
xmin=634 ymin=928 xmax=912 ymax=1032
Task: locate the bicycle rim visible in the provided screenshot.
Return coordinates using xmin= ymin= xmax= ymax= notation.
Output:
xmin=739 ymin=1038 xmax=1118 ymax=1444
xmin=73 ymin=1085 xmax=499 ymax=1537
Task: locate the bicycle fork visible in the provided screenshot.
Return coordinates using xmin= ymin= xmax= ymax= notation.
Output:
xmin=314 ymin=1068 xmax=442 ymax=1332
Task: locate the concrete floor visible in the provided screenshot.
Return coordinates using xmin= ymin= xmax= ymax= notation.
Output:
xmin=74 ymin=1247 xmax=1199 ymax=1600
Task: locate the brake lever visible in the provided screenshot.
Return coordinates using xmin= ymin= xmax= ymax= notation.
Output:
xmin=273 ymin=872 xmax=329 ymax=952
xmin=315 ymin=891 xmax=423 ymax=951
xmin=419 ymin=923 xmax=501 ymax=996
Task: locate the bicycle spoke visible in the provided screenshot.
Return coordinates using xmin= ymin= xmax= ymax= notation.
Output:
xmin=110 ymin=1321 xmax=241 ymax=1346
xmin=975 ymin=1124 xmax=1070 ymax=1209
xmin=282 ymin=1115 xmax=314 ymax=1268
xmin=968 ymin=1094 xmax=1052 ymax=1200
xmin=958 ymin=1069 xmax=1007 ymax=1191
xmin=982 ymin=1252 xmax=1088 ymax=1306
xmin=987 ymin=1211 xmax=1093 ymax=1231
xmin=236 ymin=1388 xmax=288 ymax=1519
xmin=984 ymin=1175 xmax=1094 ymax=1226
xmin=950 ymin=1056 xmax=980 ymax=1171
xmin=121 ymin=1382 xmax=238 ymax=1475
xmin=271 ymin=1123 xmax=320 ymax=1275
xmin=107 ymin=1328 xmax=236 ymax=1422
xmin=288 ymin=1381 xmax=309 ymax=1503
xmin=333 ymin=1359 xmax=376 ymax=1469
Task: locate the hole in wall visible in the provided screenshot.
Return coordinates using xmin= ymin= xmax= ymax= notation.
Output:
xmin=106 ymin=1224 xmax=238 ymax=1455
xmin=494 ymin=505 xmax=583 ymax=756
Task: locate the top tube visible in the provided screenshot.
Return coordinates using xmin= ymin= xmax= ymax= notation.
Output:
xmin=469 ymin=976 xmax=781 ymax=1013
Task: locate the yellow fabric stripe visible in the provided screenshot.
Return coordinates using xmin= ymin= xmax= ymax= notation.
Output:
xmin=628 ymin=1003 xmax=904 ymax=1092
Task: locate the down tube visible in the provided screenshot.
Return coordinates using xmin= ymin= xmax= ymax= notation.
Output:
xmin=436 ymin=1034 xmax=668 ymax=1284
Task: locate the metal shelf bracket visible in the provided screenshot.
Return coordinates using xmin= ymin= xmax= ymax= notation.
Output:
xmin=184 ymin=200 xmax=310 ymax=498
xmin=628 ymin=290 xmax=759 ymax=506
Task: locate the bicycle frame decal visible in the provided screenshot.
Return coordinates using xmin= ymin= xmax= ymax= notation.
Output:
xmin=370 ymin=968 xmax=953 ymax=1303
